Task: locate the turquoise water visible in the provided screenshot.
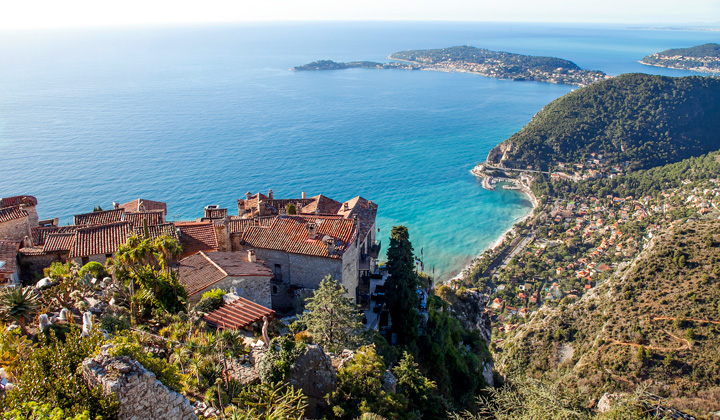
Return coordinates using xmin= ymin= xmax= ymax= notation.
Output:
xmin=1 ymin=22 xmax=717 ymax=280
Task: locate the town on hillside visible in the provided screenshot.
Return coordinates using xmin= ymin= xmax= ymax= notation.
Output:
xmin=464 ymin=157 xmax=720 ymax=342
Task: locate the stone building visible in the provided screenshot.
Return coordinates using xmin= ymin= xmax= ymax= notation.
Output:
xmin=228 ymin=192 xmax=379 ymax=310
xmin=0 ymin=241 xmax=20 ymax=287
xmin=0 ymin=195 xmax=38 ymax=243
xmin=177 ymin=250 xmax=273 ymax=306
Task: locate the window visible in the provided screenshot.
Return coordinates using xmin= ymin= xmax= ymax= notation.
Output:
xmin=274 ymin=264 xmax=282 ymax=280
xmin=272 ymin=285 xmax=279 ymax=295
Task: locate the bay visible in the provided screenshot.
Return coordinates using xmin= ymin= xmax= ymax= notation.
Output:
xmin=1 ymin=21 xmax=717 ymax=280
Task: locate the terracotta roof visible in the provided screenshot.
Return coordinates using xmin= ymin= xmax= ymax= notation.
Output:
xmin=19 ymin=246 xmax=46 ymax=256
xmin=118 ymin=199 xmax=167 ymax=215
xmin=125 ymin=210 xmax=165 ymax=227
xmin=0 ymin=241 xmax=20 ymax=277
xmin=132 ymin=223 xmax=178 ymax=241
xmin=203 ymin=295 xmax=274 ymax=330
xmin=336 ymin=196 xmax=378 ymax=242
xmin=300 ymin=195 xmax=342 ymax=215
xmin=228 ymin=217 xmax=277 ymax=234
xmin=73 ymin=208 xmax=125 ymax=226
xmin=0 ymin=195 xmax=37 ymax=209
xmin=178 ymin=251 xmax=272 ymax=296
xmin=0 ymin=206 xmax=28 ymax=223
xmin=240 ymin=215 xmax=356 ymax=259
xmin=70 ymin=221 xmax=132 ymax=258
xmin=174 ymin=221 xmax=218 ymax=257
xmin=31 ymin=226 xmax=78 ymax=247
xmin=43 ymin=233 xmax=75 ymax=253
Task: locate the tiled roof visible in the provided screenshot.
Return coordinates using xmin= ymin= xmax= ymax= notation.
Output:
xmin=174 ymin=221 xmax=218 ymax=257
xmin=228 ymin=217 xmax=276 ymax=234
xmin=300 ymin=195 xmax=342 ymax=215
xmin=337 ymin=196 xmax=378 ymax=242
xmin=0 ymin=206 xmax=28 ymax=223
xmin=240 ymin=215 xmax=355 ymax=259
xmin=43 ymin=233 xmax=75 ymax=253
xmin=118 ymin=199 xmax=167 ymax=215
xmin=31 ymin=226 xmax=78 ymax=247
xmin=0 ymin=195 xmax=37 ymax=209
xmin=0 ymin=241 xmax=20 ymax=277
xmin=177 ymin=251 xmax=272 ymax=296
xmin=203 ymin=296 xmax=274 ymax=330
xmin=125 ymin=210 xmax=165 ymax=227
xmin=70 ymin=221 xmax=132 ymax=258
xmin=73 ymin=208 xmax=125 ymax=226
xmin=132 ymin=223 xmax=178 ymax=241
xmin=19 ymin=246 xmax=46 ymax=256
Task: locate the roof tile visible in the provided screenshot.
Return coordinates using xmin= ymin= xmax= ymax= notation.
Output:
xmin=70 ymin=221 xmax=132 ymax=258
xmin=73 ymin=208 xmax=125 ymax=226
xmin=203 ymin=295 xmax=274 ymax=330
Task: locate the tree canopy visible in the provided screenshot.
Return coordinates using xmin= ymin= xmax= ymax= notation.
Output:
xmin=385 ymin=226 xmax=419 ymax=347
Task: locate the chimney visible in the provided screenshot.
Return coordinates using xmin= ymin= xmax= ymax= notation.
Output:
xmin=246 ymin=191 xmax=252 ymax=200
xmin=343 ymin=202 xmax=349 ymax=211
xmin=138 ymin=200 xmax=145 ymax=212
xmin=268 ymin=189 xmax=273 ymax=200
xmin=325 ymin=236 xmax=335 ymax=256
xmin=112 ymin=202 xmax=119 ymax=209
xmin=301 ymin=191 xmax=306 ymax=199
xmin=247 ymin=250 xmax=257 ymax=263
xmin=307 ymin=223 xmax=317 ymax=240
xmin=175 ymin=227 xmax=182 ymax=238
xmin=257 ymin=200 xmax=264 ymax=217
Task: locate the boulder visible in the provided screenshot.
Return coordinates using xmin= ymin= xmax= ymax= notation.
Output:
xmin=285 ymin=344 xmax=337 ymax=418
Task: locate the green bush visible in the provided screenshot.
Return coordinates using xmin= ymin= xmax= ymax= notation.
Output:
xmin=257 ymin=335 xmax=306 ymax=383
xmin=78 ymin=261 xmax=107 ymax=279
xmin=193 ymin=288 xmax=226 ymax=313
xmin=2 ymin=328 xmax=119 ymax=419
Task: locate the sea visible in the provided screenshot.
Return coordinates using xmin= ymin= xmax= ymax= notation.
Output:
xmin=1 ymin=21 xmax=718 ymax=280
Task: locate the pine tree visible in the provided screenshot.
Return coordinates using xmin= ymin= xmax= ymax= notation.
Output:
xmin=299 ymin=276 xmax=363 ymax=353
xmin=385 ymin=225 xmax=419 ymax=346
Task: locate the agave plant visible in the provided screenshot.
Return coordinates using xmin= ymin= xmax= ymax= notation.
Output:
xmin=0 ymin=287 xmax=40 ymax=335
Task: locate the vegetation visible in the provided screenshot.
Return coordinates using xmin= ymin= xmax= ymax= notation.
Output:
xmin=193 ymin=288 xmax=226 ymax=313
xmin=486 ymin=74 xmax=720 ymax=171
xmin=0 ymin=287 xmax=39 ymax=335
xmin=1 ymin=329 xmax=120 ymax=419
xmin=385 ymin=226 xmax=420 ymax=347
xmin=298 ymin=275 xmax=363 ymax=354
xmin=228 ymin=382 xmax=307 ymax=420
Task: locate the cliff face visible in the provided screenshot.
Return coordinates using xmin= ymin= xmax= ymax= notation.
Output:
xmin=486 ymin=141 xmax=514 ymax=165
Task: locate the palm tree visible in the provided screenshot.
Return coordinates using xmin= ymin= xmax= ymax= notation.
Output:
xmin=0 ymin=287 xmax=39 ymax=335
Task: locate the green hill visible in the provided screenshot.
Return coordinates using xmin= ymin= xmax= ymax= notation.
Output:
xmin=647 ymin=43 xmax=720 ymax=58
xmin=485 ymin=73 xmax=720 ymax=171
xmin=497 ymin=217 xmax=720 ymax=417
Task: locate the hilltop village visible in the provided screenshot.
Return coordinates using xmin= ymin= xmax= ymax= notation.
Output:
xmin=0 ymin=191 xmax=380 ymax=315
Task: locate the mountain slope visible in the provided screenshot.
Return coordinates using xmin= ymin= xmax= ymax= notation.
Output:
xmin=497 ymin=218 xmax=720 ymax=417
xmin=485 ymin=73 xmax=720 ymax=171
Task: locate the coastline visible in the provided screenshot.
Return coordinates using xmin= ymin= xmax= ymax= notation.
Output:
xmin=638 ymin=59 xmax=720 ymax=74
xmin=447 ymin=167 xmax=538 ymax=282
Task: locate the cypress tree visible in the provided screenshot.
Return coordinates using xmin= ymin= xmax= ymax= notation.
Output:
xmin=385 ymin=225 xmax=419 ymax=346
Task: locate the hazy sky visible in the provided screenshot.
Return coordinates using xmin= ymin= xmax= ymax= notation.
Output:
xmin=1 ymin=0 xmax=718 ymax=29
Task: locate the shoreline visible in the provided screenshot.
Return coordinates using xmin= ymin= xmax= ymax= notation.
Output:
xmin=447 ymin=167 xmax=538 ymax=282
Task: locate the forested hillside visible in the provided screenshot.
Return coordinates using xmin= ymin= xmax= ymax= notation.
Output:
xmin=486 ymin=74 xmax=720 ymax=171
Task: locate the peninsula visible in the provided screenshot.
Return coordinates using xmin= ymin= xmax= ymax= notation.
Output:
xmin=293 ymin=45 xmax=609 ymax=86
xmin=641 ymin=43 xmax=720 ymax=73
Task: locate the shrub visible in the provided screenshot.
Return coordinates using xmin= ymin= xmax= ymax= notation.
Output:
xmin=257 ymin=335 xmax=306 ymax=383
xmin=78 ymin=261 xmax=107 ymax=280
xmin=2 ymin=328 xmax=119 ymax=419
xmin=194 ymin=288 xmax=226 ymax=313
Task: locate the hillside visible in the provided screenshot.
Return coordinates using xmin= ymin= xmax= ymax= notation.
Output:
xmin=641 ymin=43 xmax=720 ymax=73
xmin=496 ymin=218 xmax=720 ymax=417
xmin=484 ymin=73 xmax=720 ymax=172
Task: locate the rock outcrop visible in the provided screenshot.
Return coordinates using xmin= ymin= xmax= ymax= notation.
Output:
xmin=285 ymin=344 xmax=337 ymax=418
xmin=82 ymin=352 xmax=196 ymax=420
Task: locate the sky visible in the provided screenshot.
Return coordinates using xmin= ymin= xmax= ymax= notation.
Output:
xmin=0 ymin=0 xmax=718 ymax=29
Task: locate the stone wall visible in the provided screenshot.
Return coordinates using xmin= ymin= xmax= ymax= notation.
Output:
xmin=82 ymin=352 xmax=197 ymax=420
xmin=0 ymin=215 xmax=31 ymax=242
xmin=192 ymin=274 xmax=272 ymax=308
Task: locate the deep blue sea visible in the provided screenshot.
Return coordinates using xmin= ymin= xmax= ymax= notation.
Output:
xmin=1 ymin=22 xmax=718 ymax=280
